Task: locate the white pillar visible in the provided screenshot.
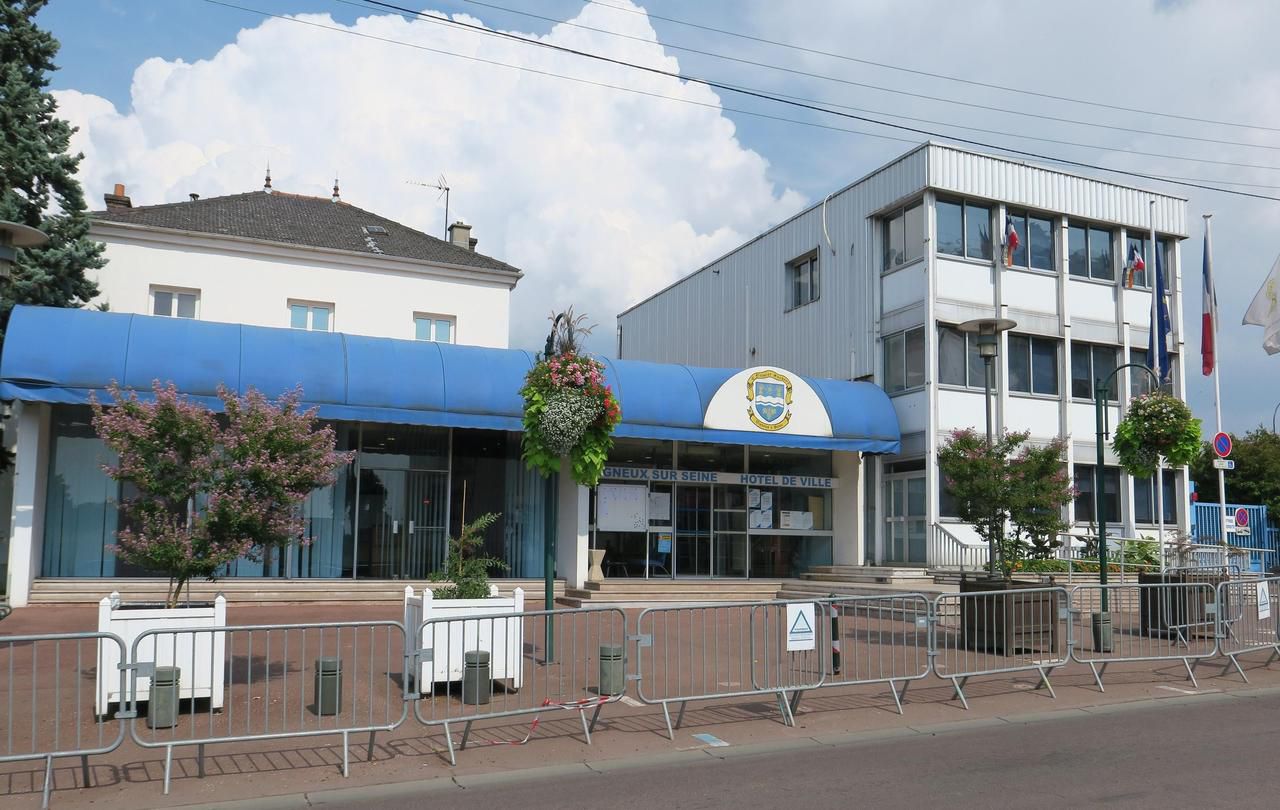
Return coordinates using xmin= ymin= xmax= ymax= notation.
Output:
xmin=7 ymin=402 xmax=50 ymax=608
xmin=832 ymin=451 xmax=862 ymax=566
xmin=555 ymin=459 xmax=589 ymax=589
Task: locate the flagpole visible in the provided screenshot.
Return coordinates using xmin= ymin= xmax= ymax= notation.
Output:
xmin=1205 ymin=213 xmax=1229 ymax=567
xmin=1150 ymin=201 xmax=1167 ymax=574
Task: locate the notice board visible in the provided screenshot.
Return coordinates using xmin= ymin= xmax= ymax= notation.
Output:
xmin=598 ymin=483 xmax=648 ymax=532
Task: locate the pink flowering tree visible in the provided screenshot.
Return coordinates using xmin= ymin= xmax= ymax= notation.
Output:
xmin=91 ymin=382 xmax=354 ymax=608
xmin=937 ymin=429 xmax=1073 ymax=578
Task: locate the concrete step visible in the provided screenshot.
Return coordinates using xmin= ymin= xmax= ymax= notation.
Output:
xmin=26 ymin=578 xmax=565 ymax=605
xmin=564 ymin=579 xmax=784 ymax=606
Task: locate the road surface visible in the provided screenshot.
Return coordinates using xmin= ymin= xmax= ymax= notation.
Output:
xmin=294 ymin=692 xmax=1280 ymax=808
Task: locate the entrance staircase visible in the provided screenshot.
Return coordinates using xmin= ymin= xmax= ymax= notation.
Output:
xmin=777 ymin=566 xmax=957 ymax=600
xmin=558 ymin=579 xmax=784 ymax=607
xmin=25 ymin=578 xmax=566 ymax=605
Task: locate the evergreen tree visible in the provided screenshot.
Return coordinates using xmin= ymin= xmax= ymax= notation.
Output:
xmin=0 ymin=0 xmax=104 ymax=346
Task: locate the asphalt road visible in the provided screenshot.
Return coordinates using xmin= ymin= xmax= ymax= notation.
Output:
xmin=298 ymin=693 xmax=1280 ymax=809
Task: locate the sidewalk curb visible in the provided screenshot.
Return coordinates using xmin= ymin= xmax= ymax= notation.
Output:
xmin=168 ymin=686 xmax=1280 ymax=810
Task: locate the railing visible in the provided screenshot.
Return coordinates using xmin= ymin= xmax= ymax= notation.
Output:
xmin=928 ymin=523 xmax=989 ymax=572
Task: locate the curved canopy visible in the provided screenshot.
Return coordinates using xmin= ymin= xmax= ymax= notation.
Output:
xmin=1 ymin=307 xmax=900 ymax=453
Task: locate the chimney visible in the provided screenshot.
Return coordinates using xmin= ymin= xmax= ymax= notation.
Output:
xmin=104 ymin=183 xmax=132 ymax=211
xmin=448 ymin=221 xmax=472 ymax=250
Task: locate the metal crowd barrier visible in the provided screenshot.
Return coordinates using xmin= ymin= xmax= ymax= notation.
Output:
xmin=124 ymin=621 xmax=408 ymax=795
xmin=411 ymin=607 xmax=627 ymax=765
xmin=1217 ymin=577 xmax=1280 ymax=682
xmin=633 ymin=600 xmax=827 ymax=739
xmin=1069 ymin=582 xmax=1220 ymax=690
xmin=0 ymin=632 xmax=127 ymax=809
xmin=818 ymin=594 xmax=932 ymax=714
xmin=931 ymin=586 xmax=1070 ymax=709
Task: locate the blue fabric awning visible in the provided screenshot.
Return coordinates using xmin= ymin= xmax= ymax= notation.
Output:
xmin=0 ymin=306 xmax=900 ymax=453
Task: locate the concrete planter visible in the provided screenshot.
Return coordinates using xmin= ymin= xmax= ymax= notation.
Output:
xmin=96 ymin=591 xmax=227 ymax=717
xmin=959 ymin=578 xmax=1061 ymax=656
xmin=403 ymin=586 xmax=524 ymax=693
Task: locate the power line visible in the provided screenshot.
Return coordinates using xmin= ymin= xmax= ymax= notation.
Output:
xmin=352 ymin=0 xmax=1280 ymax=202
xmin=581 ymin=0 xmax=1280 ymax=137
xmin=440 ymin=0 xmax=1280 ymax=153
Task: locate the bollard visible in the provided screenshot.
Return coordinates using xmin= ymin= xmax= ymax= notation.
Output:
xmin=1091 ymin=612 xmax=1113 ymax=653
xmin=829 ymin=596 xmax=842 ymax=675
xmin=462 ymin=650 xmax=491 ymax=705
xmin=147 ymin=666 xmax=181 ymax=729
xmin=599 ymin=644 xmax=625 ymax=696
xmin=314 ymin=657 xmax=343 ymax=716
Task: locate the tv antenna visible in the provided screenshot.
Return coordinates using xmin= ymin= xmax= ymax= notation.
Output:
xmin=405 ymin=175 xmax=450 ymax=238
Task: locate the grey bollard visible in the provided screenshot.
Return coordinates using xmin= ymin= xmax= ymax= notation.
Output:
xmin=462 ymin=650 xmax=491 ymax=705
xmin=315 ymin=657 xmax=343 ymax=715
xmin=599 ymin=644 xmax=625 ymax=696
xmin=147 ymin=666 xmax=181 ymax=729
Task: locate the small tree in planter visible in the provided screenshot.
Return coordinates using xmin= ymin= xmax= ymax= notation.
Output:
xmin=428 ymin=513 xmax=507 ymax=599
xmin=938 ymin=429 xmax=1073 ymax=654
xmin=90 ymin=381 xmax=350 ymax=714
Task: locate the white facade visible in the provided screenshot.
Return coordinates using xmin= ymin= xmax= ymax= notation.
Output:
xmin=89 ymin=221 xmax=517 ymax=347
xmin=619 ymin=142 xmax=1191 ymax=566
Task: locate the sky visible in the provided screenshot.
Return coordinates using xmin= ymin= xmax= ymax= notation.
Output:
xmin=31 ymin=0 xmax=1280 ymax=433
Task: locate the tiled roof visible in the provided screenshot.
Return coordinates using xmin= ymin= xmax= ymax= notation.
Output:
xmin=92 ymin=191 xmax=520 ymax=275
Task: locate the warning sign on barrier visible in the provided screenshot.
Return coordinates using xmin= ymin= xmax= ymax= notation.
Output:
xmin=786 ymin=603 xmax=816 ymax=651
xmin=1259 ymin=582 xmax=1272 ymax=621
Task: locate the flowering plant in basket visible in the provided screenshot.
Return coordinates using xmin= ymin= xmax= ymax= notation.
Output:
xmin=1111 ymin=391 xmax=1201 ymax=478
xmin=520 ymin=311 xmax=622 ymax=487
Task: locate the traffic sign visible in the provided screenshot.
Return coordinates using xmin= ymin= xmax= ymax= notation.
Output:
xmin=1235 ymin=508 xmax=1250 ymax=528
xmin=1212 ymin=459 xmax=1235 ymax=470
xmin=1213 ymin=432 xmax=1232 ymax=458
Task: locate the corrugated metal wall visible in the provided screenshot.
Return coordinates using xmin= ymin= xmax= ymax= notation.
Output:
xmin=618 ymin=146 xmax=928 ymax=380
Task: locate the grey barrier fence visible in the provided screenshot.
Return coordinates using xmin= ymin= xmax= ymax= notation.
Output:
xmin=633 ymin=600 xmax=828 ymax=739
xmin=0 ymin=632 xmax=128 ymax=809
xmin=931 ymin=586 xmax=1070 ymax=709
xmin=818 ymin=593 xmax=932 ymax=714
xmin=1069 ymin=582 xmax=1220 ymax=690
xmin=125 ymin=621 xmax=408 ymax=795
xmin=410 ymin=607 xmax=628 ymax=766
xmin=1217 ymin=577 xmax=1280 ymax=682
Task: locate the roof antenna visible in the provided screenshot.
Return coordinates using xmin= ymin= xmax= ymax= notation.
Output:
xmin=405 ymin=174 xmax=450 ymax=238
xmin=331 ymin=176 xmax=340 ymax=203
xmin=264 ymin=163 xmax=273 ymax=194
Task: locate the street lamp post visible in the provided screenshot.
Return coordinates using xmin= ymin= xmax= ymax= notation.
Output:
xmin=1272 ymin=401 xmax=1279 ymax=434
xmin=1092 ymin=363 xmax=1161 ymax=641
xmin=0 ymin=221 xmax=47 ymax=279
xmin=957 ymin=317 xmax=1017 ymax=579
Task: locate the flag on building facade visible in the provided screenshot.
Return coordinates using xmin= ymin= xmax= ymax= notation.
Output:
xmin=1003 ymin=216 xmax=1019 ymax=267
xmin=1125 ymin=244 xmax=1146 ymax=289
xmin=1243 ymin=254 xmax=1280 ymax=355
xmin=1148 ymin=244 xmax=1172 ymax=383
xmin=1201 ymin=219 xmax=1218 ymax=375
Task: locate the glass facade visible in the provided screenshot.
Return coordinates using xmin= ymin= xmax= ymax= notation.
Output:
xmin=39 ymin=408 xmax=551 ymax=580
xmin=591 ymin=442 xmax=836 ymax=579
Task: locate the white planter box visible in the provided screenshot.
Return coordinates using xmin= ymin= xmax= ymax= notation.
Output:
xmin=403 ymin=586 xmax=524 ymax=692
xmin=96 ymin=591 xmax=227 ymax=717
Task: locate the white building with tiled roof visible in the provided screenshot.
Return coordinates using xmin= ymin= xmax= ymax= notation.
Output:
xmin=89 ymin=178 xmax=522 ymax=347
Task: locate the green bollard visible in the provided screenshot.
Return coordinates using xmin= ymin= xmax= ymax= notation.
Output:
xmin=314 ymin=657 xmax=342 ymax=715
xmin=147 ymin=666 xmax=180 ymax=729
xmin=462 ymin=650 xmax=491 ymax=705
xmin=599 ymin=644 xmax=625 ymax=696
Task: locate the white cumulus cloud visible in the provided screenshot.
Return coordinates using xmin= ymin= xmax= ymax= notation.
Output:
xmin=54 ymin=2 xmax=803 ymax=352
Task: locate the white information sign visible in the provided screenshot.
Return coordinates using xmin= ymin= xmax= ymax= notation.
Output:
xmin=648 ymin=491 xmax=671 ymax=522
xmin=786 ymin=603 xmax=816 ymax=652
xmin=1259 ymin=582 xmax=1272 ymax=621
xmin=597 ymin=484 xmax=647 ymax=532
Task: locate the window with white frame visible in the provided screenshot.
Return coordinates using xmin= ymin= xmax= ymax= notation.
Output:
xmin=1074 ymin=464 xmax=1120 ymax=523
xmin=289 ymin=301 xmax=333 ymax=332
xmin=414 ymin=314 xmax=455 ymax=343
xmin=150 ymin=286 xmax=199 ymax=319
xmin=937 ymin=325 xmax=985 ymax=388
xmin=1133 ymin=472 xmax=1177 ymax=524
xmin=883 ymin=326 xmax=925 ymax=394
xmin=935 ymin=198 xmax=992 ymax=261
xmin=1008 ymin=334 xmax=1060 ymax=395
xmin=1006 ymin=209 xmax=1056 ymax=271
xmin=1070 ymin=342 xmax=1118 ymax=401
xmin=1122 ymin=233 xmax=1174 ymax=289
xmin=1067 ymin=223 xmax=1114 ymax=281
xmin=786 ymin=251 xmax=820 ymax=308
xmin=882 ymin=202 xmax=924 ymax=270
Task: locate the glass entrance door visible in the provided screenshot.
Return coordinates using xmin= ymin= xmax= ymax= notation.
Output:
xmin=674 ymin=485 xmax=712 ymax=576
xmin=356 ymin=468 xmax=449 ymax=579
xmin=884 ymin=476 xmax=927 ymax=565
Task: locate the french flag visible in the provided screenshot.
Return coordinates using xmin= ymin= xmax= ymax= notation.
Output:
xmin=1003 ymin=217 xmax=1019 ymax=267
xmin=1202 ymin=218 xmax=1217 ymax=376
xmin=1125 ymin=244 xmax=1145 ymax=289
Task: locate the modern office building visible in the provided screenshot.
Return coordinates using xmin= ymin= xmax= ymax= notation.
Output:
xmin=618 ymin=142 xmax=1190 ymax=566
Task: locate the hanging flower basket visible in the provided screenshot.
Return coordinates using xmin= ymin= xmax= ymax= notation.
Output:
xmin=521 ymin=351 xmax=621 ymax=487
xmin=1112 ymin=391 xmax=1201 ymax=478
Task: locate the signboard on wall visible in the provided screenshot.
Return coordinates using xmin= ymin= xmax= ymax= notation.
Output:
xmin=597 ymin=484 xmax=647 ymax=532
xmin=601 ymin=466 xmax=837 ymax=489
